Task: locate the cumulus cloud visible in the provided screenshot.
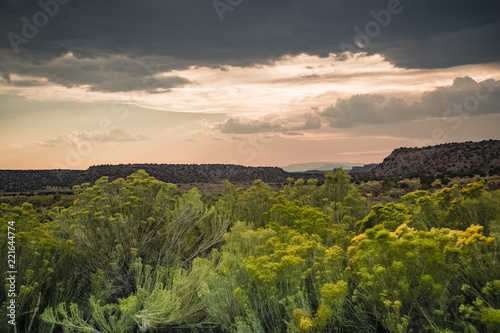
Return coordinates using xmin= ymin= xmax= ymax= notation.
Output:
xmin=210 ymin=76 xmax=500 ymax=135
xmin=14 ymin=128 xmax=150 ymax=149
xmin=322 ymin=77 xmax=500 ymax=128
xmin=216 ymin=118 xmax=279 ymax=134
xmin=216 ymin=113 xmax=322 ymax=134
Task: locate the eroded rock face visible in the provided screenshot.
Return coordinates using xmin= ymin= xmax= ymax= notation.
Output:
xmin=367 ymin=140 xmax=500 ymax=178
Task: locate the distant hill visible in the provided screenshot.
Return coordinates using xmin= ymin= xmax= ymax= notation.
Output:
xmin=283 ymin=162 xmax=362 ymax=172
xmin=367 ymin=140 xmax=500 ymax=178
xmin=349 ymin=163 xmax=379 ymax=177
xmin=2 ymin=140 xmax=499 ymax=192
xmin=0 ymin=164 xmax=320 ymax=193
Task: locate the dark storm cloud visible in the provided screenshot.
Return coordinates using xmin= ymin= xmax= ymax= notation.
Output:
xmin=10 ymin=79 xmax=44 ymax=87
xmin=0 ymin=51 xmax=191 ymax=92
xmin=0 ymin=0 xmax=499 ymax=86
xmin=321 ymin=77 xmax=500 ymax=128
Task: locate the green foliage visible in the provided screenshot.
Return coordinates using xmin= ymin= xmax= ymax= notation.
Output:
xmin=356 ymin=202 xmax=410 ymax=232
xmin=51 ymin=171 xmax=231 ymax=304
xmin=1 ymin=171 xmax=499 ymax=332
xmin=0 ymin=202 xmax=82 ymax=332
xmin=41 ymin=257 xmax=214 ymax=332
xmin=402 ymin=181 xmax=500 ymax=233
xmin=202 ymin=222 xmax=348 ymax=332
xmin=229 ymin=179 xmax=276 ymax=229
xmin=269 ymin=196 xmax=344 ymax=245
xmin=349 ymin=223 xmax=498 ymax=332
xmin=419 ymin=174 xmax=436 ymax=189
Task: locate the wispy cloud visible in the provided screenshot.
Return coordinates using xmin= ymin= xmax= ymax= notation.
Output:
xmin=13 ymin=128 xmax=150 ymax=149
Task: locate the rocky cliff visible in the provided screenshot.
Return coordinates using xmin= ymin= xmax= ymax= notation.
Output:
xmin=368 ymin=140 xmax=500 ymax=177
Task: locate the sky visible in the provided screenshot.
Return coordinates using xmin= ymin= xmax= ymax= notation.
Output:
xmin=1 ymin=0 xmax=499 ymax=169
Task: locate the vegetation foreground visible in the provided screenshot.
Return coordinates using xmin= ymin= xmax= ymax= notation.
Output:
xmin=1 ymin=169 xmax=500 ymax=332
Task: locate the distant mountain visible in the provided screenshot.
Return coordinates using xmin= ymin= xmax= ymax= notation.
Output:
xmin=283 ymin=162 xmax=362 ymax=173
xmin=0 ymin=164 xmax=321 ymax=193
xmin=367 ymin=140 xmax=500 ymax=178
